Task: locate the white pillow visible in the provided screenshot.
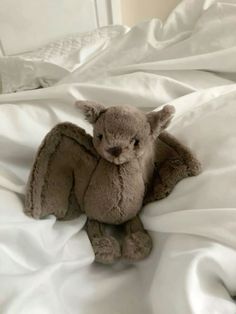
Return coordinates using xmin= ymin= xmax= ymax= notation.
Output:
xmin=0 ymin=58 xmax=68 ymax=94
xmin=0 ymin=25 xmax=128 ymax=94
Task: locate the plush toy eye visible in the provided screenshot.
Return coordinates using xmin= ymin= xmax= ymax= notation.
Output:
xmin=131 ymin=137 xmax=139 ymax=147
xmin=97 ymin=134 xmax=103 ymax=140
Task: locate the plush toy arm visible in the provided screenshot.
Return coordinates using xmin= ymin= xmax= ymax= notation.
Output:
xmin=25 ymin=122 xmax=99 ymax=219
xmin=144 ymin=131 xmax=201 ymax=203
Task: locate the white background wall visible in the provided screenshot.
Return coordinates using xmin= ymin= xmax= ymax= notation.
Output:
xmin=120 ymin=0 xmax=181 ymax=26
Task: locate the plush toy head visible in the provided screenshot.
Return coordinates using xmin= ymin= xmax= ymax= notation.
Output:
xmin=76 ymin=101 xmax=175 ymax=165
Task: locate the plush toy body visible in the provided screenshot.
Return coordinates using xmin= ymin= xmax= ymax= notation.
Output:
xmin=25 ymin=102 xmax=201 ymax=263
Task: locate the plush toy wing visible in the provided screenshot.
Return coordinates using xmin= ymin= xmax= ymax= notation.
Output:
xmin=25 ymin=122 xmax=99 ymax=220
xmin=144 ymin=131 xmax=202 ymax=203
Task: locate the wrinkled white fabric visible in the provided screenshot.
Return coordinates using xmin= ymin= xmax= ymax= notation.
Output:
xmin=1 ymin=0 xmax=236 ymax=313
xmin=59 ymin=0 xmax=236 ymax=104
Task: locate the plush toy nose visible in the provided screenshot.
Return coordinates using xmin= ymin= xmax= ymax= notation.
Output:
xmin=107 ymin=146 xmax=122 ymax=157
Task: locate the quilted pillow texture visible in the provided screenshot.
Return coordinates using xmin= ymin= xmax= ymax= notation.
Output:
xmin=0 ymin=25 xmax=128 ymax=94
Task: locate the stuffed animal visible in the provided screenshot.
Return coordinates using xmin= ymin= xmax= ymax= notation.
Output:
xmin=24 ymin=101 xmax=201 ymax=264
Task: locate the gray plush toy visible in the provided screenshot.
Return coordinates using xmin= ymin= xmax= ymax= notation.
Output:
xmin=25 ymin=101 xmax=201 ymax=264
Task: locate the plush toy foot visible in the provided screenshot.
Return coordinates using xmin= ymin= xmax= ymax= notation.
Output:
xmin=92 ymin=236 xmax=121 ymax=264
xmin=123 ymin=216 xmax=152 ymax=261
xmin=86 ymin=219 xmax=121 ymax=264
xmin=122 ymin=231 xmax=152 ymax=262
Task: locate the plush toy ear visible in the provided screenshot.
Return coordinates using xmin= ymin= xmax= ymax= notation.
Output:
xmin=147 ymin=105 xmax=175 ymax=137
xmin=76 ymin=100 xmax=106 ymax=124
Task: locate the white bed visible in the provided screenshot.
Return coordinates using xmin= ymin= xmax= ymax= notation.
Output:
xmin=1 ymin=0 xmax=236 ymax=313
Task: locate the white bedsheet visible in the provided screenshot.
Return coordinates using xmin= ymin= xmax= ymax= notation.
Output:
xmin=1 ymin=0 xmax=236 ymax=313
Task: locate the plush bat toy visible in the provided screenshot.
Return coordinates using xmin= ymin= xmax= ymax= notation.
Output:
xmin=25 ymin=101 xmax=201 ymax=264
